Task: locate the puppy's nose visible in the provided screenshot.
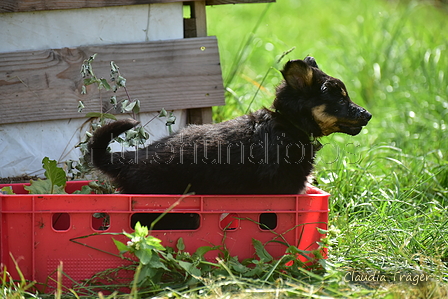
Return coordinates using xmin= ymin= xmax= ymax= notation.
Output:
xmin=355 ymin=107 xmax=372 ymax=121
xmin=363 ymin=110 xmax=372 ymax=121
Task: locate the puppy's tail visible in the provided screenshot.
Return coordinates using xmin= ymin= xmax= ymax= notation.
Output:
xmin=88 ymin=118 xmax=139 ymax=176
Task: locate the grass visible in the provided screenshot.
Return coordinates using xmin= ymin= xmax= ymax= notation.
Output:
xmin=208 ymin=0 xmax=448 ymax=298
xmin=207 ymin=0 xmax=448 ymax=297
xmin=2 ymin=0 xmax=447 ymax=297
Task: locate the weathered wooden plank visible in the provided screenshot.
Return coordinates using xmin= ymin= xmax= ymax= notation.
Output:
xmin=0 ymin=0 xmax=186 ymax=13
xmin=0 ymin=0 xmax=275 ymax=13
xmin=207 ymin=0 xmax=274 ymax=4
xmin=184 ymin=1 xmax=213 ymax=125
xmin=0 ymin=37 xmax=224 ymax=125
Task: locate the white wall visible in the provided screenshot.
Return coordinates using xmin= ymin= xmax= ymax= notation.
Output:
xmin=0 ymin=3 xmax=188 ymax=178
xmin=0 ymin=4 xmax=184 ymax=52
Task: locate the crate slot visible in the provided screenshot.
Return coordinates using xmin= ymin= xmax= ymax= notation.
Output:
xmin=219 ymin=213 xmax=239 ymax=231
xmin=259 ymin=213 xmax=277 ymax=230
xmin=92 ymin=213 xmax=111 ymax=231
xmin=52 ymin=213 xmax=70 ymax=231
xmin=130 ymin=213 xmax=201 ymax=230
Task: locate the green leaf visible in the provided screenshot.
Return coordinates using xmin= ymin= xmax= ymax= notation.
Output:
xmin=80 ymin=64 xmax=88 ymax=78
xmin=252 ymin=239 xmax=273 ymax=262
xmin=85 ymin=112 xmax=117 ymax=121
xmin=102 ymin=113 xmax=118 ymax=120
xmin=133 ymin=99 xmax=140 ymax=114
xmin=53 ymin=185 xmax=66 ymax=193
xmin=137 ymin=266 xmax=158 ymax=282
xmin=176 ymin=238 xmax=185 ymax=251
xmin=42 ymin=157 xmax=66 ymax=188
xmin=229 ymin=259 xmax=250 ymax=274
xmin=1 ymin=186 xmax=15 ymax=195
xmin=117 ymin=75 xmax=126 ymax=87
xmin=87 ymin=53 xmax=97 ymax=63
xmin=83 ymin=78 xmax=100 ymax=86
xmin=244 ymin=264 xmax=264 ymax=277
xmin=121 ymin=100 xmax=136 ymax=113
xmin=123 ymin=231 xmax=135 ymax=240
xmin=66 ymin=160 xmax=74 ymax=172
xmin=99 ymin=78 xmax=111 ymax=90
xmin=110 ymin=96 xmax=117 ymax=107
xmin=125 ymin=129 xmax=138 ymax=139
xmin=159 ymin=108 xmax=168 ymax=117
xmin=145 ymin=235 xmax=165 ymax=251
xmin=85 ymin=112 xmax=103 ymax=118
xmin=166 ymin=112 xmax=176 ymax=126
xmin=77 ymin=101 xmax=85 ymax=112
xmin=137 ymin=127 xmax=149 ymax=139
xmin=134 ymin=222 xmax=149 ymax=237
xmin=24 ymin=179 xmax=66 ymax=194
xmin=72 ymin=185 xmax=92 ymax=194
xmin=193 ymin=246 xmax=216 ymax=258
xmin=121 ymin=99 xmax=128 ymax=113
xmin=178 ymin=261 xmax=202 ymax=277
xmin=285 ymin=245 xmax=313 ymax=262
xmin=117 ymin=76 xmax=126 ymax=87
xmin=317 ymin=227 xmax=328 ymax=234
xmin=113 ymin=238 xmax=129 ymax=255
xmin=135 ymin=248 xmax=153 ymax=265
xmin=25 ymin=158 xmax=67 ymax=194
xmin=149 ymin=254 xmax=169 ymax=270
xmin=110 ymin=61 xmax=119 ymax=73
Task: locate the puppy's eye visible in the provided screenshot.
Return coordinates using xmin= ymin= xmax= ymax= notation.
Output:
xmin=321 ymin=85 xmax=328 ymax=92
xmin=338 ymin=98 xmax=346 ymax=105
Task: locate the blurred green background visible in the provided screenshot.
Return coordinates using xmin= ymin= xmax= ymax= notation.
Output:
xmin=207 ymin=0 xmax=448 ymax=283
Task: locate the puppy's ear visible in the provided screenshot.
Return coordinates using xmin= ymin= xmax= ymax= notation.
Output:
xmin=281 ymin=60 xmax=313 ymax=89
xmin=304 ymin=56 xmax=319 ymax=69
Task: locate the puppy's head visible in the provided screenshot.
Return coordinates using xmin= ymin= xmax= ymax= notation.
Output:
xmin=274 ymin=57 xmax=371 ymax=137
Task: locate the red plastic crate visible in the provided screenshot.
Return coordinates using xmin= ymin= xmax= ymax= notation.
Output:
xmin=0 ymin=181 xmax=329 ymax=290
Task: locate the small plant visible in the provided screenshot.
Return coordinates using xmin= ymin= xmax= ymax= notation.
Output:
xmin=107 ymin=219 xmax=329 ymax=296
xmin=0 ymin=186 xmax=14 ymax=195
xmin=0 ymin=156 xmax=118 ymax=195
xmin=22 ymin=157 xmax=91 ymax=194
xmin=112 ymin=222 xmax=215 ymax=292
xmin=66 ymin=54 xmax=176 ymax=181
xmin=80 ymin=53 xmax=140 ymax=120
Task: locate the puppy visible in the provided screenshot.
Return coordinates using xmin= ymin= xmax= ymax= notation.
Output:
xmin=88 ymin=57 xmax=371 ymax=194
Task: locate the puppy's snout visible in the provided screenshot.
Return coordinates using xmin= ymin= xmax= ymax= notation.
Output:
xmin=350 ymin=104 xmax=372 ymax=122
xmin=351 ymin=106 xmax=372 ymax=126
xmin=361 ymin=110 xmax=372 ymax=122
xmin=354 ymin=106 xmax=372 ymax=121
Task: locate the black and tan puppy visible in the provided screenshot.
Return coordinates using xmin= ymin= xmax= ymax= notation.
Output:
xmin=89 ymin=57 xmax=371 ymax=194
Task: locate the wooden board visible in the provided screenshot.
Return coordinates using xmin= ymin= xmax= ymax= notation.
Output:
xmin=207 ymin=0 xmax=274 ymax=4
xmin=0 ymin=0 xmax=275 ymax=13
xmin=0 ymin=37 xmax=224 ymax=125
xmin=184 ymin=1 xmax=214 ymax=124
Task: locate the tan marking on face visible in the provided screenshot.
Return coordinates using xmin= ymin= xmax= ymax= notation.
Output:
xmin=312 ymin=105 xmax=339 ymax=136
xmin=341 ymin=88 xmax=347 ymax=97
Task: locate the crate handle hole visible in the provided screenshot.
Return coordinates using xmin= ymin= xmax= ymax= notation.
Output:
xmin=259 ymin=213 xmax=277 ymax=230
xmin=92 ymin=213 xmax=110 ymax=231
xmin=52 ymin=213 xmax=70 ymax=231
xmin=219 ymin=213 xmax=239 ymax=231
xmin=130 ymin=213 xmax=200 ymax=230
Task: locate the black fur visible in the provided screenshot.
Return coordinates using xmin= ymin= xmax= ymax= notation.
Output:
xmin=88 ymin=57 xmax=371 ymax=194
